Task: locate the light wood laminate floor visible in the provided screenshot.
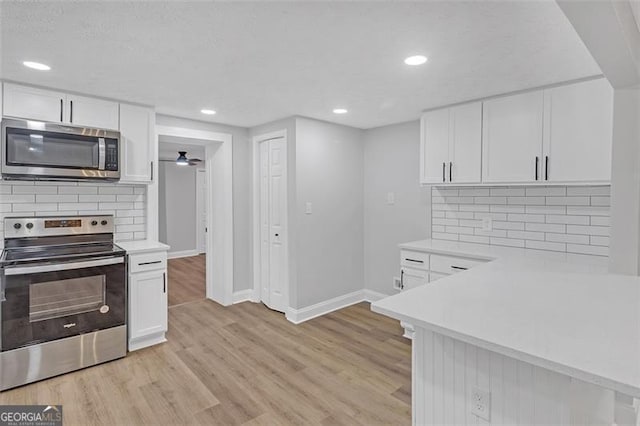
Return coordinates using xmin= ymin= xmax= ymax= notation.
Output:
xmin=168 ymin=254 xmax=206 ymax=306
xmin=0 ymin=300 xmax=411 ymax=425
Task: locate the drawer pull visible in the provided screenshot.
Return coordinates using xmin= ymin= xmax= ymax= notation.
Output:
xmin=138 ymin=260 xmax=162 ymax=266
xmin=451 ymin=265 xmax=468 ymax=271
xmin=405 ymin=258 xmax=424 ymax=264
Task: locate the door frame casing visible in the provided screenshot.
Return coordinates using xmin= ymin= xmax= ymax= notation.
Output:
xmin=151 ymin=125 xmax=234 ymax=306
xmin=252 ymin=130 xmax=290 ymax=309
xmin=195 ymin=168 xmax=207 ymax=254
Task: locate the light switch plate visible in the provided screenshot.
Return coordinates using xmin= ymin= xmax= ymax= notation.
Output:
xmin=305 ymin=202 xmax=312 ymax=214
xmin=387 ymin=192 xmax=395 ymax=205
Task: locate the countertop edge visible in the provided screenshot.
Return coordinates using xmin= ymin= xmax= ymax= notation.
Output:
xmin=370 ymin=302 xmax=640 ymax=399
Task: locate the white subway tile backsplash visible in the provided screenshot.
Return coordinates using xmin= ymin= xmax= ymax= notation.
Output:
xmin=0 ymin=182 xmax=146 ymax=244
xmin=546 ymin=233 xmax=590 ymax=244
xmin=566 ymin=186 xmax=610 ymax=196
xmin=431 ymin=185 xmax=610 ymax=256
xmin=566 ymin=225 xmax=610 ymax=236
xmin=525 ymin=223 xmax=566 ymax=233
xmin=546 ymin=196 xmax=589 ymax=206
xmin=546 ymin=214 xmax=590 ymax=225
xmin=508 ymin=196 xmax=545 ymax=205
xmin=507 ymin=230 xmax=545 ymax=241
xmin=525 ymin=240 xmax=566 ymax=252
xmin=490 ymin=188 xmax=525 ymax=196
xmin=525 ymin=186 xmax=566 ymax=196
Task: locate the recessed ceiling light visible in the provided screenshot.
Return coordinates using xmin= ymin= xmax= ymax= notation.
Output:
xmin=200 ymin=109 xmax=216 ymax=115
xmin=404 ymin=55 xmax=428 ymax=66
xmin=333 ymin=108 xmax=348 ymax=114
xmin=23 ymin=61 xmax=51 ymax=71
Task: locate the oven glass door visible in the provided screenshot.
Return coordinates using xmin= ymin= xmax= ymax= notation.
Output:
xmin=0 ymin=256 xmax=126 ymax=352
xmin=5 ymin=127 xmax=103 ymax=170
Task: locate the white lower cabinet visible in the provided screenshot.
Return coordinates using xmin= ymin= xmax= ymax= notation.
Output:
xmin=128 ymin=250 xmax=168 ymax=351
xmin=398 ymin=249 xmax=488 ymax=338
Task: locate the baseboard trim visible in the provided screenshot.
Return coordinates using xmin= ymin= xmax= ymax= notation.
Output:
xmin=232 ymin=289 xmax=255 ymax=304
xmin=167 ymin=250 xmax=200 ymax=259
xmin=286 ymin=289 xmax=390 ymax=325
xmin=363 ymin=289 xmax=389 ymax=302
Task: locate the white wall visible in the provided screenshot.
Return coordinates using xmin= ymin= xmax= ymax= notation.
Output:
xmin=155 ymin=114 xmax=253 ymax=291
xmin=158 ymin=161 xmax=197 ymax=255
xmin=363 ymin=120 xmax=430 ymax=296
xmin=294 ymin=117 xmax=364 ymax=308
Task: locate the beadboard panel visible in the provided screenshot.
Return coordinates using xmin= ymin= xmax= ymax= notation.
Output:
xmin=431 ymin=185 xmax=610 ymax=256
xmin=414 ymin=328 xmax=615 ymax=425
xmin=0 ymin=181 xmax=146 ymax=247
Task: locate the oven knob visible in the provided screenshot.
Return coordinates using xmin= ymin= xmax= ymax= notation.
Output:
xmin=13 ymin=223 xmax=21 ymax=230
xmin=101 ymin=220 xmax=108 ymax=226
xmin=26 ymin=223 xmax=33 ymax=229
xmin=91 ymin=220 xmax=98 ymax=226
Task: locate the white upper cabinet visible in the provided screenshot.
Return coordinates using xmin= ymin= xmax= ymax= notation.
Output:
xmin=66 ymin=94 xmax=119 ymax=130
xmin=3 ymin=83 xmax=119 ymax=130
xmin=482 ymin=90 xmax=544 ymax=183
xmin=421 ymin=108 xmax=450 ymax=184
xmin=542 ymin=78 xmax=613 ymax=183
xmin=449 ymin=102 xmax=482 ymax=183
xmin=119 ymin=103 xmax=155 ymax=183
xmin=3 ymin=83 xmax=66 ymax=123
xmin=420 ymin=102 xmax=482 ymax=184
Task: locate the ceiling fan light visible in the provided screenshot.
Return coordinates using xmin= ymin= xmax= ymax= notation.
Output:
xmin=176 ymin=151 xmax=189 ymax=165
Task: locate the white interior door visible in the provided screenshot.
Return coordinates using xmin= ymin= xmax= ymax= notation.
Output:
xmin=196 ymin=169 xmax=207 ymax=254
xmin=259 ymin=138 xmax=288 ymax=313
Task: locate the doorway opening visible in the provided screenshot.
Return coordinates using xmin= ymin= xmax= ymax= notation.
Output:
xmin=151 ymin=125 xmax=233 ymax=307
xmin=158 ymin=142 xmax=207 ymax=306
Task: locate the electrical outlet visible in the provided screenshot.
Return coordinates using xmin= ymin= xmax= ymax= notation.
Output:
xmin=470 ymin=386 xmax=491 ymax=421
xmin=481 ymin=217 xmax=493 ymax=231
xmin=392 ymin=276 xmax=402 ymax=290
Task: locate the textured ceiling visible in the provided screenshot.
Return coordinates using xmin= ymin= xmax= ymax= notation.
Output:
xmin=0 ymin=1 xmax=601 ymax=129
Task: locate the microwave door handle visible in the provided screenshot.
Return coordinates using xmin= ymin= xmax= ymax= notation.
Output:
xmin=98 ymin=138 xmax=106 ymax=170
xmin=3 ymin=257 xmax=124 ymax=276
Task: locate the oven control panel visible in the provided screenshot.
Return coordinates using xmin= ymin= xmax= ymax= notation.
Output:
xmin=4 ymin=216 xmax=114 ymax=239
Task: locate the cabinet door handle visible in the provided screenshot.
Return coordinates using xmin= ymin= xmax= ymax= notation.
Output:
xmin=70 ymin=100 xmax=73 ymax=123
xmin=451 ymin=265 xmax=468 ymax=271
xmin=163 ymin=272 xmax=166 ymax=293
xmin=535 ymin=156 xmax=539 ymax=181
xmin=545 ymin=156 xmax=549 ymax=181
xmin=442 ymin=162 xmax=446 ymax=183
xmin=400 ymin=269 xmax=404 ymax=290
xmin=150 ymin=161 xmax=154 ymax=181
xmin=60 ymin=99 xmax=64 ymax=122
xmin=405 ymin=258 xmax=424 ymax=264
xmin=449 ymin=161 xmax=452 ymax=182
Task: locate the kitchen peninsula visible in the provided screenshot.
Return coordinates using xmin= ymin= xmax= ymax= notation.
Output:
xmin=372 ymin=239 xmax=640 ymax=425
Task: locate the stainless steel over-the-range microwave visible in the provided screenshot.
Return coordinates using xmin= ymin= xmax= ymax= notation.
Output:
xmin=1 ymin=118 xmax=120 ymax=181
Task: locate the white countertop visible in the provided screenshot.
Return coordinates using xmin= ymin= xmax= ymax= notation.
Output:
xmin=116 ymin=240 xmax=170 ymax=254
xmin=372 ymin=239 xmax=640 ymax=398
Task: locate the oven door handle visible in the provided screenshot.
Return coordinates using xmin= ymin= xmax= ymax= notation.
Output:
xmin=3 ymin=256 xmax=124 ymax=276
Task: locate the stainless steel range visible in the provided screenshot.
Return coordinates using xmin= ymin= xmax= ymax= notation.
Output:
xmin=0 ymin=215 xmax=127 ymax=390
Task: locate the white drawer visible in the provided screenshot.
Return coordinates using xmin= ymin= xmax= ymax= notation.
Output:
xmin=400 ymin=250 xmax=429 ymax=270
xmin=430 ymin=254 xmax=485 ymax=275
xmin=129 ymin=252 xmax=167 ymax=274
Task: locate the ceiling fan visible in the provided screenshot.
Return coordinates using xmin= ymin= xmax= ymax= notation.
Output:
xmin=160 ymin=151 xmax=203 ymax=166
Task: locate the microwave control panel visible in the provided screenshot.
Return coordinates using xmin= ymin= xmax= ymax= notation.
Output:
xmin=105 ymin=139 xmax=119 ymax=171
